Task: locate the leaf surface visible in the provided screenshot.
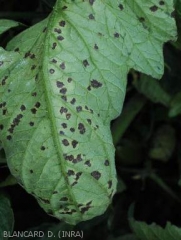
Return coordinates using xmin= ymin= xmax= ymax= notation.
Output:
xmin=130 ymin=218 xmax=181 ymax=240
xmin=0 ymin=0 xmax=177 ymax=224
xmin=129 ymin=204 xmax=181 ymax=240
xmin=0 ymin=19 xmax=20 ymax=35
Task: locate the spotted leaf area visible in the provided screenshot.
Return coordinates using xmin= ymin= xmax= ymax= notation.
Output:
xmin=0 ymin=0 xmax=177 ymax=224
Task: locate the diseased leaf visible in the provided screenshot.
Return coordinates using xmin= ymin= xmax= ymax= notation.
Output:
xmin=0 ymin=0 xmax=177 ymax=224
xmin=0 ymin=193 xmax=14 ymax=239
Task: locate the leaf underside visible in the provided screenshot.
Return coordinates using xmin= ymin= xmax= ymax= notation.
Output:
xmin=0 ymin=0 xmax=176 ymax=224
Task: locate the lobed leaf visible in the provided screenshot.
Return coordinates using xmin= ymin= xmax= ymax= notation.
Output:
xmin=130 ymin=218 xmax=181 ymax=240
xmin=129 ymin=204 xmax=181 ymax=240
xmin=0 ymin=0 xmax=177 ymax=224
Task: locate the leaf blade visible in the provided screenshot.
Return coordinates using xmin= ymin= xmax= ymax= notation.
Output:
xmin=0 ymin=0 xmax=177 ymax=224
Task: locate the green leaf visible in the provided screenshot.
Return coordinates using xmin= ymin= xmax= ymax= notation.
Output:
xmin=133 ymin=74 xmax=171 ymax=107
xmin=0 ymin=0 xmax=177 ymax=224
xmin=129 ymin=204 xmax=181 ymax=240
xmin=112 ymin=94 xmax=146 ymax=145
xmin=0 ymin=19 xmax=20 ymax=36
xmin=149 ymin=125 xmax=176 ymax=162
xmin=130 ymin=217 xmax=181 ymax=240
xmin=169 ymin=91 xmax=181 ymax=117
xmin=0 ymin=193 xmax=14 ymax=239
xmin=0 ymin=175 xmax=17 ymax=188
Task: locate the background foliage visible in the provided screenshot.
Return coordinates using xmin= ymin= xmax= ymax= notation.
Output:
xmin=0 ymin=0 xmax=181 ymax=239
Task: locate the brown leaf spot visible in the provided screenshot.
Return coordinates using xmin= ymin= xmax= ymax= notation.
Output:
xmin=83 ymin=59 xmax=89 ymax=67
xmin=52 ymin=59 xmax=57 ymax=63
xmin=76 ymin=106 xmax=82 ymax=112
xmin=87 ymin=119 xmax=92 ymax=125
xmin=104 ymin=160 xmax=109 ymax=166
xmin=59 ymin=88 xmax=67 ymax=94
xmin=56 ymin=81 xmax=64 ymax=88
xmin=89 ymin=14 xmax=95 ymax=20
xmin=31 ymin=65 xmax=36 ymax=70
xmin=62 ymin=139 xmax=69 ymax=146
xmin=60 ymin=62 xmax=66 ymax=70
xmin=54 ymin=28 xmax=62 ymax=34
xmin=20 ymin=105 xmax=26 ymax=111
xmin=67 ymin=77 xmax=72 ymax=83
xmin=31 ymin=108 xmax=37 ymax=114
xmin=89 ymin=0 xmax=95 ymax=5
xmin=108 ymin=180 xmax=112 ymax=189
xmin=59 ymin=20 xmax=66 ymax=27
xmin=60 ymin=107 xmax=68 ymax=114
xmin=72 ymin=140 xmax=78 ymax=148
xmin=61 ymin=96 xmax=67 ymax=101
xmin=91 ymin=171 xmax=101 ymax=180
xmin=159 ymin=0 xmax=165 ymax=5
xmin=78 ymin=123 xmax=86 ymax=134
xmin=57 ymin=36 xmax=64 ymax=41
xmin=94 ymin=44 xmax=99 ymax=50
xmin=150 ymin=5 xmax=158 ymax=12
xmin=7 ymin=135 xmax=12 ymax=140
xmin=35 ymin=102 xmax=41 ymax=108
xmin=139 ymin=17 xmax=145 ymax=22
xmin=2 ymin=76 xmax=8 ymax=86
xmin=118 ymin=4 xmax=124 ymax=10
xmin=70 ymin=128 xmax=75 ymax=132
xmin=49 ymin=69 xmax=55 ymax=74
xmin=62 ymin=123 xmax=67 ymax=128
xmin=70 ymin=98 xmax=76 ymax=105
xmin=114 ymin=32 xmax=120 ymax=38
xmin=84 ymin=160 xmax=91 ymax=167
xmin=66 ymin=113 xmax=71 ymax=120
xmin=91 ymin=79 xmax=102 ymax=88
xmin=67 ymin=169 xmax=75 ymax=176
xmin=52 ymin=42 xmax=57 ymax=50
xmin=29 ymin=122 xmax=34 ymax=126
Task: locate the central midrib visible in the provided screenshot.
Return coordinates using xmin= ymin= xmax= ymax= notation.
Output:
xmin=41 ymin=11 xmax=82 ymax=218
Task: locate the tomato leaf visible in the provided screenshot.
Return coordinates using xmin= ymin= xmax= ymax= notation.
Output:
xmin=0 ymin=0 xmax=177 ymax=224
